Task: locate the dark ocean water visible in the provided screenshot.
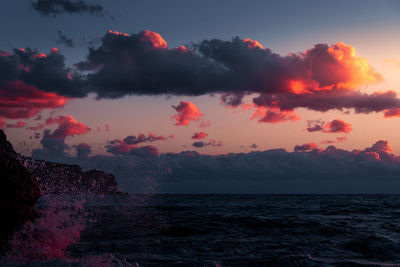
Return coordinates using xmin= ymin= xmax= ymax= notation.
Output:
xmin=3 ymin=195 xmax=400 ymax=266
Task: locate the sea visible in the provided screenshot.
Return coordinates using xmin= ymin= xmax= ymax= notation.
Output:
xmin=2 ymin=194 xmax=400 ymax=266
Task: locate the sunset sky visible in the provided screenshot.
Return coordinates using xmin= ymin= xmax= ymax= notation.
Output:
xmin=1 ymin=0 xmax=400 ymax=159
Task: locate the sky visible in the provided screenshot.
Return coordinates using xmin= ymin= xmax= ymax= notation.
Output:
xmin=1 ymin=0 xmax=400 ymax=193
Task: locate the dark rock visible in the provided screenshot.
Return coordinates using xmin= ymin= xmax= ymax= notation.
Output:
xmin=22 ymin=159 xmax=121 ymax=195
xmin=0 ymin=128 xmax=121 ymax=252
xmin=0 ymin=130 xmax=42 ymax=249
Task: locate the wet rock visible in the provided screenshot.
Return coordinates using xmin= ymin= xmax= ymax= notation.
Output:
xmin=22 ymin=159 xmax=121 ymax=195
xmin=0 ymin=130 xmax=42 ymax=249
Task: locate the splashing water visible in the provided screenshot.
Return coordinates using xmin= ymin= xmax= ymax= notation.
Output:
xmin=2 ymin=195 xmax=87 ymax=264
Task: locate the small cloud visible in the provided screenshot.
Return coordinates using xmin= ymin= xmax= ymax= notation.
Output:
xmin=191 ymin=132 xmax=208 ymax=139
xmin=171 ymin=101 xmax=203 ymax=126
xmin=57 ymin=30 xmax=74 ymax=48
xmin=32 ymin=0 xmax=103 ymax=17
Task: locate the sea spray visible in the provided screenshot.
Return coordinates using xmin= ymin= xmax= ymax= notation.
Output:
xmin=2 ymin=195 xmax=87 ymax=264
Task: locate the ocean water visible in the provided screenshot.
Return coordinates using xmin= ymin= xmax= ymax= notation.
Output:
xmin=3 ymin=195 xmax=400 ymax=266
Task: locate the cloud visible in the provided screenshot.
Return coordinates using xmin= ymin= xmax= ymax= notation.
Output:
xmin=0 ymin=80 xmax=68 ymax=125
xmin=32 ymin=115 xmax=91 ymax=158
xmin=0 ymin=47 xmax=86 ymax=97
xmin=57 ymin=30 xmax=74 ymax=48
xmin=104 ymin=132 xmax=172 ymax=157
xmin=171 ymin=101 xmax=203 ymax=126
xmin=29 ymin=137 xmax=400 ymax=194
xmin=306 ymin=119 xmax=325 ymax=132
xmin=74 ymin=143 xmax=91 ymax=157
xmin=192 ymin=140 xmax=223 ymax=148
xmin=250 ymin=106 xmax=299 ymax=123
xmin=32 ymin=0 xmax=103 ymax=16
xmin=38 ymin=129 xmax=69 ymax=156
xmin=123 ymin=132 xmax=172 ymax=144
xmin=74 ymin=30 xmax=400 ymax=120
xmin=365 ymin=140 xmax=393 ymax=154
xmin=105 ymin=139 xmax=159 ymax=157
xmin=160 ymin=140 xmax=400 ymax=193
xmin=243 ymin=38 xmax=264 ymax=49
xmin=383 ymin=108 xmax=400 ymax=118
xmin=45 ymin=115 xmax=91 ymax=138
xmin=306 ymin=119 xmax=352 ymax=133
xmin=323 ymin=119 xmax=352 ymax=133
xmin=75 ymin=30 xmax=227 ymax=98
xmin=294 ymin=142 xmax=318 ymax=151
xmin=191 ymin=132 xmax=208 ymax=139
xmin=2 ymin=31 xmax=399 ymax=123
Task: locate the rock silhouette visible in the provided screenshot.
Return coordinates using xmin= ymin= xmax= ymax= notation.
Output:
xmin=0 ymin=130 xmax=41 ymax=250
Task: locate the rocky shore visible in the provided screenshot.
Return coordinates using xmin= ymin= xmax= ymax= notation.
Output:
xmin=0 ymin=129 xmax=120 ymax=252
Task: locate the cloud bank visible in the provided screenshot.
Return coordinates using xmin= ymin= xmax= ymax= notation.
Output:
xmin=29 ymin=138 xmax=400 ymax=194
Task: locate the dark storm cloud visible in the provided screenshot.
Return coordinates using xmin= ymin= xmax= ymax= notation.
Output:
xmin=72 ymin=31 xmax=400 ymax=117
xmin=0 ymin=47 xmax=86 ymax=97
xmin=32 ymin=0 xmax=103 ymax=16
xmin=75 ymin=30 xmax=228 ymax=98
xmin=57 ymin=30 xmax=75 ymax=47
xmin=2 ymin=30 xmax=400 ymax=120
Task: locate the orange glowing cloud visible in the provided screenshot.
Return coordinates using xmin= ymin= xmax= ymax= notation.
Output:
xmin=300 ymin=42 xmax=382 ymax=93
xmin=283 ymin=42 xmax=382 ymax=95
xmin=173 ymin=45 xmax=189 ymax=53
xmin=288 ymin=80 xmax=310 ymax=95
xmin=140 ymin=30 xmax=167 ymax=49
xmin=365 ymin=140 xmax=393 ymax=155
xmin=50 ymin=47 xmax=60 ymax=54
xmin=250 ymin=106 xmax=299 ymax=123
xmin=107 ymin=30 xmax=128 ymax=36
xmin=243 ymin=38 xmax=264 ymax=49
xmin=383 ymin=108 xmax=400 ymax=118
xmin=323 ymin=119 xmax=352 ymax=133
xmin=171 ymin=101 xmax=203 ymax=126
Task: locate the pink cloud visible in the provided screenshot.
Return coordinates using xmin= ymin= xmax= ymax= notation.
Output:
xmin=45 ymin=115 xmax=91 ymax=139
xmin=192 ymin=132 xmax=208 ymax=139
xmin=323 ymin=119 xmax=352 ymax=133
xmin=171 ymin=101 xmax=203 ymax=126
